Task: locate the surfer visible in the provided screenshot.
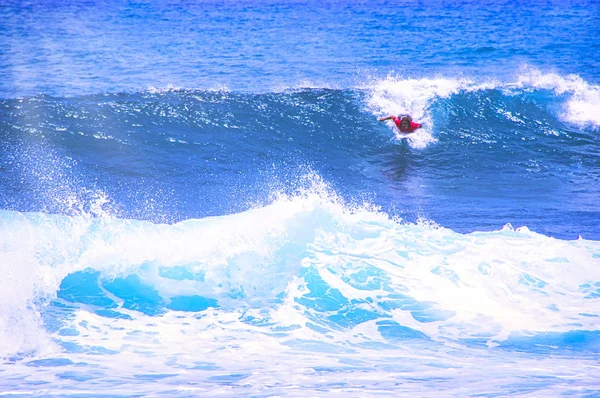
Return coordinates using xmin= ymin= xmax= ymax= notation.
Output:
xmin=378 ymin=115 xmax=422 ymax=133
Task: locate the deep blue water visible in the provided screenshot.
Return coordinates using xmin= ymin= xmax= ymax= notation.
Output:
xmin=1 ymin=1 xmax=600 ymax=396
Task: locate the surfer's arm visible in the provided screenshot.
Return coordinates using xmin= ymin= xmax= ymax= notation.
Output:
xmin=378 ymin=115 xmax=395 ymax=122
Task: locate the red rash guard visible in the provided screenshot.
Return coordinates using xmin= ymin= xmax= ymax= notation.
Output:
xmin=393 ymin=116 xmax=422 ymax=133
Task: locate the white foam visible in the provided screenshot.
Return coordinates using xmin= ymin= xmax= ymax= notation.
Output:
xmin=512 ymin=68 xmax=600 ymax=127
xmin=271 ymin=78 xmax=341 ymax=93
xmin=0 ymin=213 xmax=69 ymax=358
xmin=145 ymin=84 xmax=232 ymax=94
xmin=1 ymin=174 xmax=600 ymax=360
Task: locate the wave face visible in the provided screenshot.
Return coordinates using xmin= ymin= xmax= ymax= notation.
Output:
xmin=1 ymin=0 xmax=600 ymax=396
xmin=1 ymin=73 xmax=599 ymax=239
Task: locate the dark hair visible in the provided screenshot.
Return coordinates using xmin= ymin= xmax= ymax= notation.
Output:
xmin=400 ymin=116 xmax=412 ymax=123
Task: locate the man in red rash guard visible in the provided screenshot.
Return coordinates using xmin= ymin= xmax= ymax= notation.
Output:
xmin=378 ymin=114 xmax=423 ymax=133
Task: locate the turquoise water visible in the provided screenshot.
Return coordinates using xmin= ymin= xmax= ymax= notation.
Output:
xmin=1 ymin=1 xmax=599 ymax=396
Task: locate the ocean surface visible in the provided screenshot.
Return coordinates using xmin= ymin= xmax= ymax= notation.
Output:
xmin=1 ymin=0 xmax=600 ymax=396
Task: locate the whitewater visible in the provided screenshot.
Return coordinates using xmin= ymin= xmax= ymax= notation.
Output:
xmin=2 ymin=184 xmax=600 ymax=396
xmin=1 ymin=0 xmax=600 ymax=396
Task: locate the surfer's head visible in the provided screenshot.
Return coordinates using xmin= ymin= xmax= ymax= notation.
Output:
xmin=400 ymin=116 xmax=411 ymax=131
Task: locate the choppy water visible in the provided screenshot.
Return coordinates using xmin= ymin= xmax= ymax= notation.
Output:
xmin=1 ymin=1 xmax=599 ymax=396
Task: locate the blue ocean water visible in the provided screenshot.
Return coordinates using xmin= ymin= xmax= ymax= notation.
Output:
xmin=1 ymin=1 xmax=600 ymax=396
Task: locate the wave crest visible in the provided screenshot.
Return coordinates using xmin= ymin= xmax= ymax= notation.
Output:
xmin=365 ymin=68 xmax=600 ymax=146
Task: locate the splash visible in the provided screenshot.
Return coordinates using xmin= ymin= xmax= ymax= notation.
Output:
xmin=364 ymin=75 xmax=498 ymax=148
